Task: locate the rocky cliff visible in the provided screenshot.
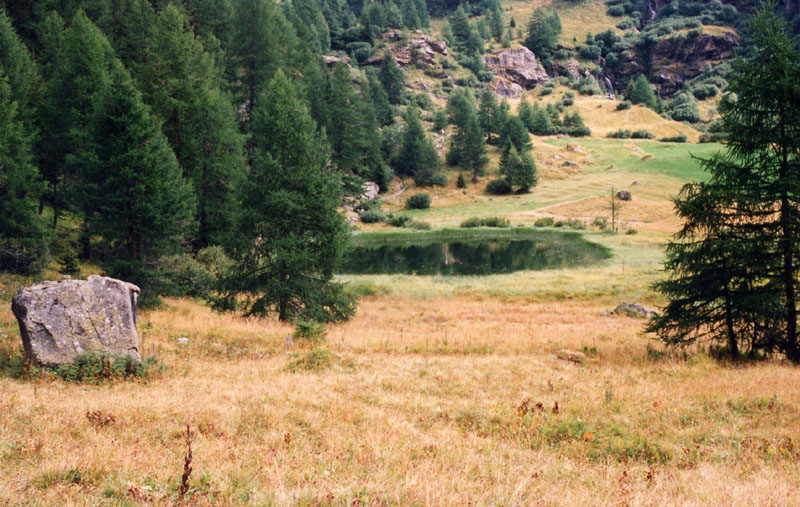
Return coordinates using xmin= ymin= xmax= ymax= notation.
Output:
xmin=483 ymin=46 xmax=549 ymax=98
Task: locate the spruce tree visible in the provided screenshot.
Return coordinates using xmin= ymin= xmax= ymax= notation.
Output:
xmin=478 ymin=87 xmax=498 ymax=143
xmin=488 ymin=7 xmax=504 ymax=42
xmin=366 ymin=68 xmax=394 ymax=126
xmin=81 ymin=61 xmax=195 ymax=285
xmin=217 ymin=71 xmax=355 ymax=323
xmin=0 ymin=10 xmax=37 ymax=129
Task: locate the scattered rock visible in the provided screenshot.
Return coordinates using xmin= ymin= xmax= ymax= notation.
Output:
xmin=177 ymin=337 xmax=189 ymax=345
xmin=11 ymin=276 xmax=141 ymax=367
xmin=641 ymin=154 xmax=654 ymax=161
xmin=562 ymin=160 xmax=578 ymax=167
xmin=566 ymin=143 xmax=582 ymax=153
xmin=615 ymin=189 xmax=631 ymax=201
xmin=612 ymin=302 xmax=658 ymax=318
xmin=631 ymin=180 xmax=640 ymax=185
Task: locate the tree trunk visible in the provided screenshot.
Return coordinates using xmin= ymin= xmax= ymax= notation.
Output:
xmin=723 ymin=277 xmax=739 ymax=359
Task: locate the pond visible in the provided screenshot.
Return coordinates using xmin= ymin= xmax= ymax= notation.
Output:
xmin=340 ymin=230 xmax=611 ymax=276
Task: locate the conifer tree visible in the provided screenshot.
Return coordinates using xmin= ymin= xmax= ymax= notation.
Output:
xmin=478 ymin=87 xmax=498 ymax=143
xmin=217 ymin=71 xmax=355 ymax=323
xmin=524 ymin=9 xmax=561 ymax=66
xmin=323 ymin=63 xmax=391 ymax=191
xmin=0 ymin=70 xmax=46 ymax=273
xmin=393 ymin=105 xmax=441 ymax=186
xmin=648 ymin=4 xmax=800 ymax=360
xmin=626 ymin=74 xmax=658 ymax=110
xmin=500 ymin=115 xmax=532 ymax=154
xmin=136 ymin=5 xmax=245 ymax=249
xmin=378 ymin=51 xmax=405 ymax=104
xmin=0 ymin=10 xmax=37 ymax=129
xmin=37 ymin=11 xmax=114 ymax=228
xmin=489 ymin=7 xmax=504 ymax=42
xmin=366 ymin=67 xmax=394 ymax=126
xmin=499 ymin=144 xmax=537 ymax=193
xmin=231 ymin=0 xmax=298 ymax=135
xmin=82 ymin=61 xmax=195 ymax=287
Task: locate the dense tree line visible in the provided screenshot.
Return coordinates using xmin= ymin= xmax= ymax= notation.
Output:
xmin=1 ymin=0 xmax=443 ymax=321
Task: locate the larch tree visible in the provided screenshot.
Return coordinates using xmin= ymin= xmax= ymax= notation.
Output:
xmin=216 ymin=71 xmax=355 ymax=323
xmin=648 ymin=3 xmax=800 ymax=360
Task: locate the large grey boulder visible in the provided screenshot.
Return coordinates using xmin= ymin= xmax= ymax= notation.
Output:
xmin=11 ymin=276 xmax=141 ymax=367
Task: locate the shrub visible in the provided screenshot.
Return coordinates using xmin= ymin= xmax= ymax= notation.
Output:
xmin=386 ymin=214 xmax=412 ymax=227
xmin=406 ymin=220 xmax=431 ymax=230
xmin=359 ymin=209 xmax=386 ymax=223
xmin=592 ymin=216 xmax=608 ymax=230
xmin=406 ymin=193 xmax=432 ymax=209
xmin=293 ymin=320 xmax=327 ymax=341
xmin=631 ymin=129 xmax=654 ymax=139
xmin=161 ymin=253 xmax=214 ymax=298
xmin=539 ymin=86 xmax=553 ymax=96
xmin=578 ymin=44 xmax=602 ymax=61
xmin=554 ymin=218 xmax=586 ymax=229
xmin=534 ymin=217 xmax=555 ymax=227
xmin=659 ymin=134 xmax=688 ymax=143
xmin=414 ymin=171 xmax=447 ymax=187
xmin=0 ymin=237 xmax=51 ymax=276
xmin=287 ymin=349 xmax=332 ymax=372
xmin=456 ymin=173 xmax=466 ymax=188
xmin=460 ymin=216 xmax=511 ymax=228
xmin=615 ymin=101 xmax=631 ymax=110
xmin=485 ymin=178 xmax=512 ymax=195
xmin=415 ymin=93 xmax=433 ymax=110
xmin=432 ymin=110 xmax=448 ymax=131
xmin=47 ymin=353 xmax=161 ymax=382
xmin=607 ymin=129 xmax=632 ymax=139
xmin=607 ymin=5 xmax=625 ymax=16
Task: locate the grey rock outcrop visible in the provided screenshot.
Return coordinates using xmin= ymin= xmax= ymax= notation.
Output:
xmin=365 ymin=30 xmax=448 ymax=67
xmin=616 ymin=189 xmax=632 ymax=201
xmin=484 ymin=46 xmax=549 ymax=98
xmin=11 ymin=276 xmax=141 ymax=367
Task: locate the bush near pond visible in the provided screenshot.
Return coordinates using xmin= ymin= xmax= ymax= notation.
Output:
xmin=406 ymin=193 xmax=432 ymax=209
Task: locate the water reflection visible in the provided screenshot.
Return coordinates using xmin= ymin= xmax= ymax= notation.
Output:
xmin=341 ymin=234 xmax=610 ymax=275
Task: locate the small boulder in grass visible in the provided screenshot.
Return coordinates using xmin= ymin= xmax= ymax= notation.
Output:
xmin=612 ymin=302 xmax=657 ymax=318
xmin=615 ymin=189 xmax=631 ymax=201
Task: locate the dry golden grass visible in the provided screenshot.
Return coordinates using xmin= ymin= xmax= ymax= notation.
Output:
xmin=2 ymin=295 xmax=800 ymax=505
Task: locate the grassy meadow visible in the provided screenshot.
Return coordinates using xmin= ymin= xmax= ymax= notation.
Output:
xmin=3 ymin=113 xmax=800 ymax=505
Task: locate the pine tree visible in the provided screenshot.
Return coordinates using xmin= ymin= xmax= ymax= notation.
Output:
xmin=323 ymin=63 xmax=391 ymax=191
xmin=393 ymin=105 xmax=441 ymax=186
xmin=626 ymin=74 xmax=658 ymax=110
xmin=217 ymin=71 xmax=355 ymax=323
xmin=488 ymin=7 xmax=504 ymax=42
xmin=378 ymin=51 xmax=405 ymax=104
xmin=136 ymin=5 xmax=245 ymax=249
xmin=0 ymin=10 xmax=37 ymax=129
xmin=648 ymin=4 xmax=800 ymax=360
xmin=231 ymin=0 xmax=298 ymax=135
xmin=499 ymin=144 xmax=537 ymax=193
xmin=82 ymin=61 xmax=195 ymax=289
xmin=478 ymin=87 xmax=498 ymax=143
xmin=37 ymin=11 xmax=114 ymax=228
xmin=366 ymin=67 xmax=394 ymax=126
xmin=446 ymin=90 xmax=487 ymax=182
xmin=0 ymin=71 xmax=43 ymax=246
xmin=500 ymin=115 xmax=532 ymax=154
xmin=523 ymin=9 xmax=561 ymax=66
xmin=449 ymin=5 xmax=471 ymax=50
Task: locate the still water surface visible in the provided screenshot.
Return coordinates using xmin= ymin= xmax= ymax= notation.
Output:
xmin=340 ymin=233 xmax=610 ymax=276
